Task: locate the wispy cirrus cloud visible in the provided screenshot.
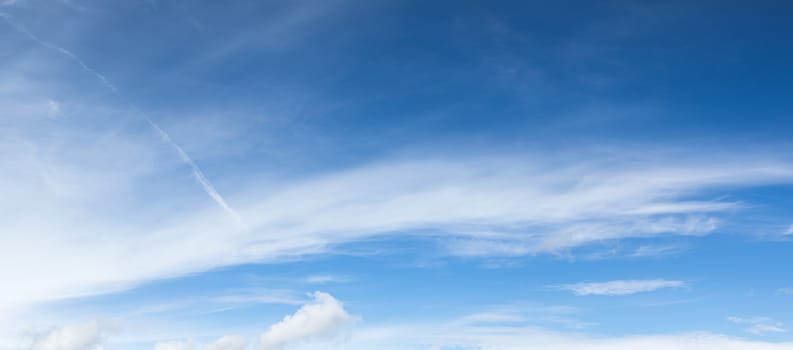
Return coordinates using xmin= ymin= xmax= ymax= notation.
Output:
xmin=728 ymin=317 xmax=787 ymax=335
xmin=453 ymin=305 xmax=591 ymax=330
xmin=3 ymin=12 xmax=793 ymax=342
xmin=0 ymin=14 xmax=118 ymax=92
xmin=303 ymin=275 xmax=351 ymax=284
xmin=154 ymin=339 xmax=194 ymax=350
xmin=4 ymin=1 xmax=793 ymax=350
xmin=777 ymin=288 xmax=793 ymax=295
xmin=0 ymin=14 xmax=244 ymax=227
xmin=2 ymin=139 xmax=793 ymax=317
xmin=555 ymin=279 xmax=686 ymax=296
xmin=203 ymin=335 xmax=247 ymax=350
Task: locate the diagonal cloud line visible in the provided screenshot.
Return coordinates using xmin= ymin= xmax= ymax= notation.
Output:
xmin=146 ymin=118 xmax=244 ymax=226
xmin=1 ymin=14 xmax=245 ymax=227
xmin=1 ymin=13 xmax=118 ymax=93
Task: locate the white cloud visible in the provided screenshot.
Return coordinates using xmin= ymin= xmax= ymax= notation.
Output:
xmin=4 ymin=3 xmax=793 ymax=349
xmin=303 ymin=275 xmax=349 ymax=284
xmin=4 ymin=60 xmax=793 ymax=343
xmin=728 ymin=317 xmax=787 ymax=335
xmin=785 ymin=224 xmax=793 ymax=235
xmin=203 ymin=335 xmax=248 ymax=350
xmin=46 ymin=99 xmax=62 ymax=118
xmin=2 ymin=142 xmax=793 ymax=321
xmin=342 ymin=322 xmax=793 ymax=350
xmin=259 ymin=291 xmax=357 ymax=350
xmin=457 ymin=312 xmax=528 ymax=325
xmin=30 ymin=320 xmax=105 ymax=350
xmin=778 ymin=288 xmax=793 ymax=295
xmin=747 ymin=324 xmax=787 ymax=335
xmin=154 ymin=339 xmax=194 ymax=350
xmin=1 ymin=15 xmax=243 ymax=226
xmin=556 ymin=279 xmax=685 ymax=296
xmin=452 ymin=305 xmax=586 ymax=329
xmin=207 ymin=289 xmax=306 ymax=307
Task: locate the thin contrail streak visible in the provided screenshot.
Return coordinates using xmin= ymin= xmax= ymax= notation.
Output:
xmin=1 ymin=14 xmax=245 ymax=227
xmin=1 ymin=14 xmax=118 ymax=93
xmin=146 ymin=119 xmax=243 ymax=225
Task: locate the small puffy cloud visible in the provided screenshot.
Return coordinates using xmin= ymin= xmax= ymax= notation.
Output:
xmin=155 ymin=339 xmax=194 ymax=350
xmin=259 ymin=291 xmax=357 ymax=350
xmin=30 ymin=320 xmax=105 ymax=350
xmin=728 ymin=317 xmax=787 ymax=335
xmin=556 ymin=279 xmax=685 ymax=296
xmin=204 ymin=335 xmax=248 ymax=350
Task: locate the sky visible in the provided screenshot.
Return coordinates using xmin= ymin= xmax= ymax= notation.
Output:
xmin=1 ymin=0 xmax=793 ymax=349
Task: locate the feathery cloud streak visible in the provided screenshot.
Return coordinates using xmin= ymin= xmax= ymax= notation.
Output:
xmin=2 ymin=149 xmax=793 ymax=311
xmin=0 ymin=14 xmax=244 ymax=226
xmin=555 ymin=279 xmax=686 ymax=296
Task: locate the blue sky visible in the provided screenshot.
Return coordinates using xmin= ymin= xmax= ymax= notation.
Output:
xmin=2 ymin=1 xmax=793 ymax=349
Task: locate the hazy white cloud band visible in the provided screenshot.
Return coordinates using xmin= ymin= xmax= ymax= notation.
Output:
xmin=556 ymin=279 xmax=686 ymax=296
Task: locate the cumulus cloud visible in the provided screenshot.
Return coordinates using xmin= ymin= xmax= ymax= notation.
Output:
xmin=728 ymin=317 xmax=787 ymax=335
xmin=30 ymin=320 xmax=105 ymax=350
xmin=259 ymin=291 xmax=357 ymax=350
xmin=203 ymin=335 xmax=248 ymax=350
xmin=556 ymin=279 xmax=685 ymax=296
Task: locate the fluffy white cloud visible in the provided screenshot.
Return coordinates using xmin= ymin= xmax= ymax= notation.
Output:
xmin=30 ymin=320 xmax=105 ymax=350
xmin=259 ymin=291 xmax=356 ymax=350
xmin=203 ymin=335 xmax=248 ymax=350
xmin=728 ymin=317 xmax=787 ymax=335
xmin=556 ymin=279 xmax=685 ymax=296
